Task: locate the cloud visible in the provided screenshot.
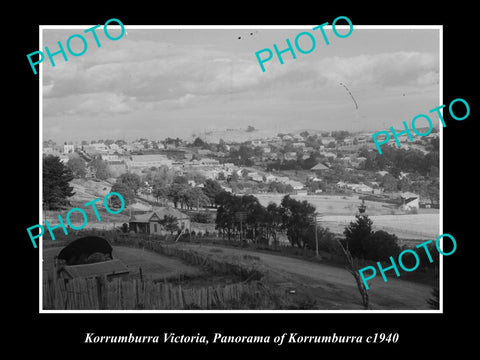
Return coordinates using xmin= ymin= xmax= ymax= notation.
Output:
xmin=42 ymin=27 xmax=438 ymax=135
xmin=311 ymin=51 xmax=438 ymax=88
xmin=44 ymin=92 xmax=133 ymax=117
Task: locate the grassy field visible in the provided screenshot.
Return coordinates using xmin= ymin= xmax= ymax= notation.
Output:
xmin=41 ymin=230 xmax=437 ymax=310
xmin=321 ymin=214 xmax=440 ymax=241
xmin=256 ymin=193 xmax=440 ymax=241
xmin=257 ymin=193 xmax=398 ymax=215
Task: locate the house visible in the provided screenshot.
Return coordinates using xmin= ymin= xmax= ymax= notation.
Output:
xmin=343 ymin=138 xmax=354 ymax=146
xmin=129 ymin=207 xmax=191 ymax=235
xmin=264 ymin=174 xmax=277 ymax=183
xmin=91 ymin=143 xmax=109 ymax=153
xmin=284 ymin=152 xmax=298 ymax=161
xmin=128 ymin=154 xmax=173 ymax=169
xmin=308 ymin=176 xmax=322 ymax=182
xmin=101 ymin=154 xmax=120 ymax=162
xmin=109 ymin=143 xmax=122 ymax=152
xmin=58 ymin=259 xmax=129 ymax=280
xmin=63 ymin=144 xmax=75 ymax=154
xmin=400 ymin=192 xmax=419 ymax=210
xmin=199 ymin=158 xmax=220 ymax=166
xmin=322 ymin=151 xmax=337 ymax=159
xmin=321 ymin=137 xmax=336 ymax=146
xmin=292 ymin=142 xmax=306 ymax=148
xmin=356 ymin=136 xmax=367 ymax=144
xmin=198 ymin=149 xmax=213 ymax=156
xmin=310 ymin=162 xmax=329 ymax=171
xmin=286 ymin=180 xmax=304 ymax=190
xmin=249 ymin=173 xmax=264 ymax=182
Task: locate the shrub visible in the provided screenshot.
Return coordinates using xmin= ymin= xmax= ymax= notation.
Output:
xmin=344 ymin=214 xmax=374 ymax=258
xmin=191 ymin=212 xmax=212 ymax=223
xmin=85 ymin=252 xmax=111 ymax=264
xmin=362 ymin=230 xmax=401 ymax=261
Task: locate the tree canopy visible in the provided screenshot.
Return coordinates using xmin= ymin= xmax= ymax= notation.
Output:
xmin=43 ymin=155 xmax=75 ymax=210
xmin=67 ymin=157 xmax=87 ymax=178
xmin=118 ymin=173 xmax=142 ymax=194
xmin=110 ymin=182 xmax=136 ymax=206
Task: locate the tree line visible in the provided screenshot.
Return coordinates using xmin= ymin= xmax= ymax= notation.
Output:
xmin=214 ymin=192 xmax=336 ymax=250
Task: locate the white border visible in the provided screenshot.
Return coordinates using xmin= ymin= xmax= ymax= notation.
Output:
xmin=38 ymin=24 xmax=443 ymax=314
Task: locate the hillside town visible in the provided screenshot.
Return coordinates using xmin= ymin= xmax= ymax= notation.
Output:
xmin=44 ymin=126 xmax=440 ymax=211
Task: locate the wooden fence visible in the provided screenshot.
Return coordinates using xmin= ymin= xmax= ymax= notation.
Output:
xmin=43 ymin=275 xmax=271 ymax=310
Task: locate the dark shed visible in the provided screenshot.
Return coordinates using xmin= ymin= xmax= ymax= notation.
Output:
xmin=58 ymin=236 xmax=113 ymax=265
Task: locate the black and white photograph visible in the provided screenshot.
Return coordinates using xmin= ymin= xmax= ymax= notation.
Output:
xmin=39 ymin=25 xmax=441 ymax=312
xmin=15 ymin=4 xmax=477 ymax=354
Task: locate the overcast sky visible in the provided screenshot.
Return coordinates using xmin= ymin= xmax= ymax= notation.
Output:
xmin=42 ymin=26 xmax=440 ymax=143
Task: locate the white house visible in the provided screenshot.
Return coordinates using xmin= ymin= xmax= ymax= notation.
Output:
xmin=292 ymin=142 xmax=306 ymax=148
xmin=400 ymin=192 xmax=419 ymax=210
xmin=63 ymin=144 xmax=75 ymax=154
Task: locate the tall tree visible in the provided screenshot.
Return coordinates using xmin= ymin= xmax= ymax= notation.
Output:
xmin=160 ymin=215 xmax=179 ymax=236
xmin=43 ymin=155 xmax=75 ymax=210
xmin=265 ymin=203 xmax=282 ymax=248
xmin=67 ymin=157 xmax=86 ymax=178
xmin=167 ymin=183 xmax=190 ymax=209
xmin=203 ymin=179 xmax=223 ymax=207
xmin=90 ymin=156 xmax=110 ymax=180
xmin=185 ymin=187 xmax=210 ymax=210
xmin=118 ymin=173 xmax=142 ymax=194
xmin=280 ymin=195 xmax=316 ymax=248
xmin=193 ymin=137 xmax=206 ymax=147
xmin=110 ymin=182 xmax=135 ymax=206
xmin=343 ymin=214 xmax=374 ymax=258
xmin=152 ymin=182 xmax=169 ymax=205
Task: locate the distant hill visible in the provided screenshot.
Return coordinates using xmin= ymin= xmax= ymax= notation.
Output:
xmin=198 ymin=127 xmax=332 ymax=143
xmin=201 ymin=128 xmax=277 ymax=143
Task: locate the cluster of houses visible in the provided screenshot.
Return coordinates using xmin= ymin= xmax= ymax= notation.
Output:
xmin=44 ymin=129 xmax=433 ymax=211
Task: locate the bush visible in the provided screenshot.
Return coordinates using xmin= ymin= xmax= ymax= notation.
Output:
xmin=85 ymin=252 xmax=111 ymax=264
xmin=344 ymin=214 xmax=374 ymax=258
xmin=362 ymin=230 xmax=401 ymax=261
xmin=304 ymin=226 xmax=340 ymax=255
xmin=190 ymin=212 xmax=213 ymax=223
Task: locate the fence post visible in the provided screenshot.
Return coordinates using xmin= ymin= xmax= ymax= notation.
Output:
xmin=96 ymin=275 xmax=107 ymax=310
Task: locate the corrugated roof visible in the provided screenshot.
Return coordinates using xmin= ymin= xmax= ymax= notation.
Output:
xmin=60 ymin=259 xmax=129 ymax=279
xmin=400 ymin=192 xmax=419 ymax=199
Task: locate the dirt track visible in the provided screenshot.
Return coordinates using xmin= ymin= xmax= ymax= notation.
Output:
xmin=174 ymin=242 xmax=435 ymax=310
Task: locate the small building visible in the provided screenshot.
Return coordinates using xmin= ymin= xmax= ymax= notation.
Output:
xmin=63 ymin=144 xmax=75 ymax=154
xmin=128 ymin=154 xmax=173 ymax=169
xmin=310 ymin=163 xmax=329 ymax=171
xmin=129 ymin=207 xmax=191 ymax=235
xmin=58 ymin=259 xmax=129 ymax=280
xmin=400 ymin=192 xmax=420 ymax=210
xmin=292 ymin=142 xmax=306 ymax=148
xmin=343 ymin=138 xmax=354 ymax=146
